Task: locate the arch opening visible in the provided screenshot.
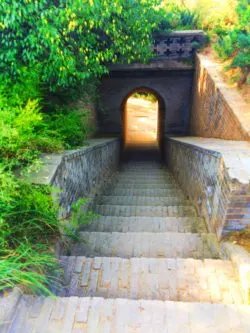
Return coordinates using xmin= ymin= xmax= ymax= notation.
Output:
xmin=122 ymin=88 xmax=165 ymax=150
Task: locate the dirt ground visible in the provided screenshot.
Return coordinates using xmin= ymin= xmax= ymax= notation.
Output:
xmin=223 ymin=229 xmax=250 ymax=253
xmin=201 ymin=47 xmax=250 ymax=104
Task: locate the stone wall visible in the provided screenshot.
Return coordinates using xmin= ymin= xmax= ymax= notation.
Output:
xmin=190 ymin=54 xmax=250 ymax=140
xmin=29 ymin=138 xmax=120 ymax=218
xmin=166 ymin=137 xmax=250 ymax=239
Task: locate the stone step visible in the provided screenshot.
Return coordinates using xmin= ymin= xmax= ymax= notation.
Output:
xmin=123 ymin=161 xmax=161 ymax=165
xmin=71 ymin=232 xmax=220 ymax=259
xmin=7 ymin=297 xmax=250 ymax=333
xmin=119 ymin=172 xmax=170 ymax=177
xmin=121 ymin=164 xmax=162 ymax=169
xmin=118 ymin=170 xmax=171 ymax=176
xmin=105 ymin=188 xmax=184 ymax=197
xmin=111 ymin=183 xmax=179 ymax=189
xmin=58 ymin=257 xmax=243 ymax=304
xmin=115 ymin=178 xmax=176 ymax=185
xmin=120 ymin=170 xmax=168 ymax=174
xmin=82 ymin=216 xmax=207 ymax=233
xmin=94 ymin=204 xmax=197 ymax=217
xmin=116 ymin=173 xmax=174 ymax=180
xmin=97 ymin=195 xmax=188 ymax=206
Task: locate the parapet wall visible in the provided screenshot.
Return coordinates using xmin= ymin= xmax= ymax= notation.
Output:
xmin=166 ymin=137 xmax=250 ymax=239
xmin=190 ymin=54 xmax=250 ymax=141
xmin=29 ymin=138 xmax=120 ymax=218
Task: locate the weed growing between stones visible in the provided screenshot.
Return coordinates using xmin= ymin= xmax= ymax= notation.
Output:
xmin=61 ymin=198 xmax=98 ymax=243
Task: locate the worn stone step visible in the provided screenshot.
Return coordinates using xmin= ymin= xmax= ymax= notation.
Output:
xmin=112 ymin=183 xmax=179 ymax=189
xmin=115 ymin=178 xmax=176 ymax=185
xmin=122 ymin=162 xmax=161 ymax=165
xmin=118 ymin=170 xmax=171 ymax=176
xmin=82 ymin=216 xmax=207 ymax=233
xmin=58 ymin=257 xmax=243 ymax=304
xmin=94 ymin=204 xmax=197 ymax=217
xmin=7 ymin=297 xmax=250 ymax=333
xmin=119 ymin=172 xmax=171 ymax=178
xmin=97 ymin=195 xmax=188 ymax=206
xmin=105 ymin=188 xmax=184 ymax=197
xmin=116 ymin=173 xmax=174 ymax=180
xmin=121 ymin=164 xmax=162 ymax=169
xmin=71 ymin=232 xmax=220 ymax=259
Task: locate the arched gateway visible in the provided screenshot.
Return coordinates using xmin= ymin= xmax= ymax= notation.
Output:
xmin=96 ymin=31 xmax=206 ymax=142
xmin=122 ymin=87 xmax=165 ymax=147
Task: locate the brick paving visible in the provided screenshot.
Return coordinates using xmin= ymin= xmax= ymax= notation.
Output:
xmin=4 ymin=160 xmax=250 ymax=332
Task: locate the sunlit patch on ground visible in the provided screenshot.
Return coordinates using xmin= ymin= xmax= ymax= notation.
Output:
xmin=125 ymin=96 xmax=159 ymax=147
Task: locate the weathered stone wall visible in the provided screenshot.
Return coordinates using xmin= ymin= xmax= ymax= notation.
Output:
xmin=166 ymin=137 xmax=250 ymax=239
xmin=190 ymin=54 xmax=250 ymax=140
xmin=29 ymin=138 xmax=120 ymax=218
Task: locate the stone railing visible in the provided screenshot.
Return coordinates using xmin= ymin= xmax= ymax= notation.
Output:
xmin=166 ymin=137 xmax=250 ymax=239
xmin=153 ymin=30 xmax=206 ymax=59
xmin=27 ymin=138 xmax=120 ymax=218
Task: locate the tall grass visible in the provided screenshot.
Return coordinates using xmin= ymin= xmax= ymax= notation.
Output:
xmin=0 ymin=244 xmax=60 ymax=295
xmin=0 ymin=70 xmax=94 ymax=294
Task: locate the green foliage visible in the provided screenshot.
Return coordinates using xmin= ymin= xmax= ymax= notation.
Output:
xmin=0 ymin=166 xmax=96 ymax=294
xmin=0 ymin=167 xmax=60 ymax=294
xmin=0 ymin=87 xmax=59 ymax=168
xmin=213 ymin=0 xmax=250 ymax=84
xmin=133 ymin=92 xmax=158 ymax=103
xmin=156 ymin=1 xmax=199 ymax=32
xmin=0 ymin=68 xmax=95 ymax=167
xmin=0 ymin=0 xmax=164 ymax=294
xmin=0 ymin=0 xmax=161 ymax=91
xmin=0 ymin=243 xmax=59 ymax=295
xmin=0 ymin=68 xmax=92 ymax=293
xmin=45 ymin=106 xmax=92 ymax=149
xmin=62 ymin=198 xmax=97 ymax=242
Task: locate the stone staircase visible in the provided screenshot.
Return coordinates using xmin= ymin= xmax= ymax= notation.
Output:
xmin=6 ymin=159 xmax=250 ymax=332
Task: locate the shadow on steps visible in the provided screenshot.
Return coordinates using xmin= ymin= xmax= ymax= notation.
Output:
xmin=121 ymin=142 xmax=162 ymax=163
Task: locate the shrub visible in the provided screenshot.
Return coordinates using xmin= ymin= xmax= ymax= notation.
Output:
xmin=45 ymin=106 xmax=92 ymax=149
xmin=156 ymin=2 xmax=199 ymax=32
xmin=0 ymin=165 xmax=96 ymax=294
xmin=214 ymin=0 xmax=250 ymax=85
xmin=0 ymin=82 xmax=63 ymax=167
xmin=0 ymin=0 xmax=161 ymax=90
xmin=0 ymin=166 xmax=60 ymax=294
